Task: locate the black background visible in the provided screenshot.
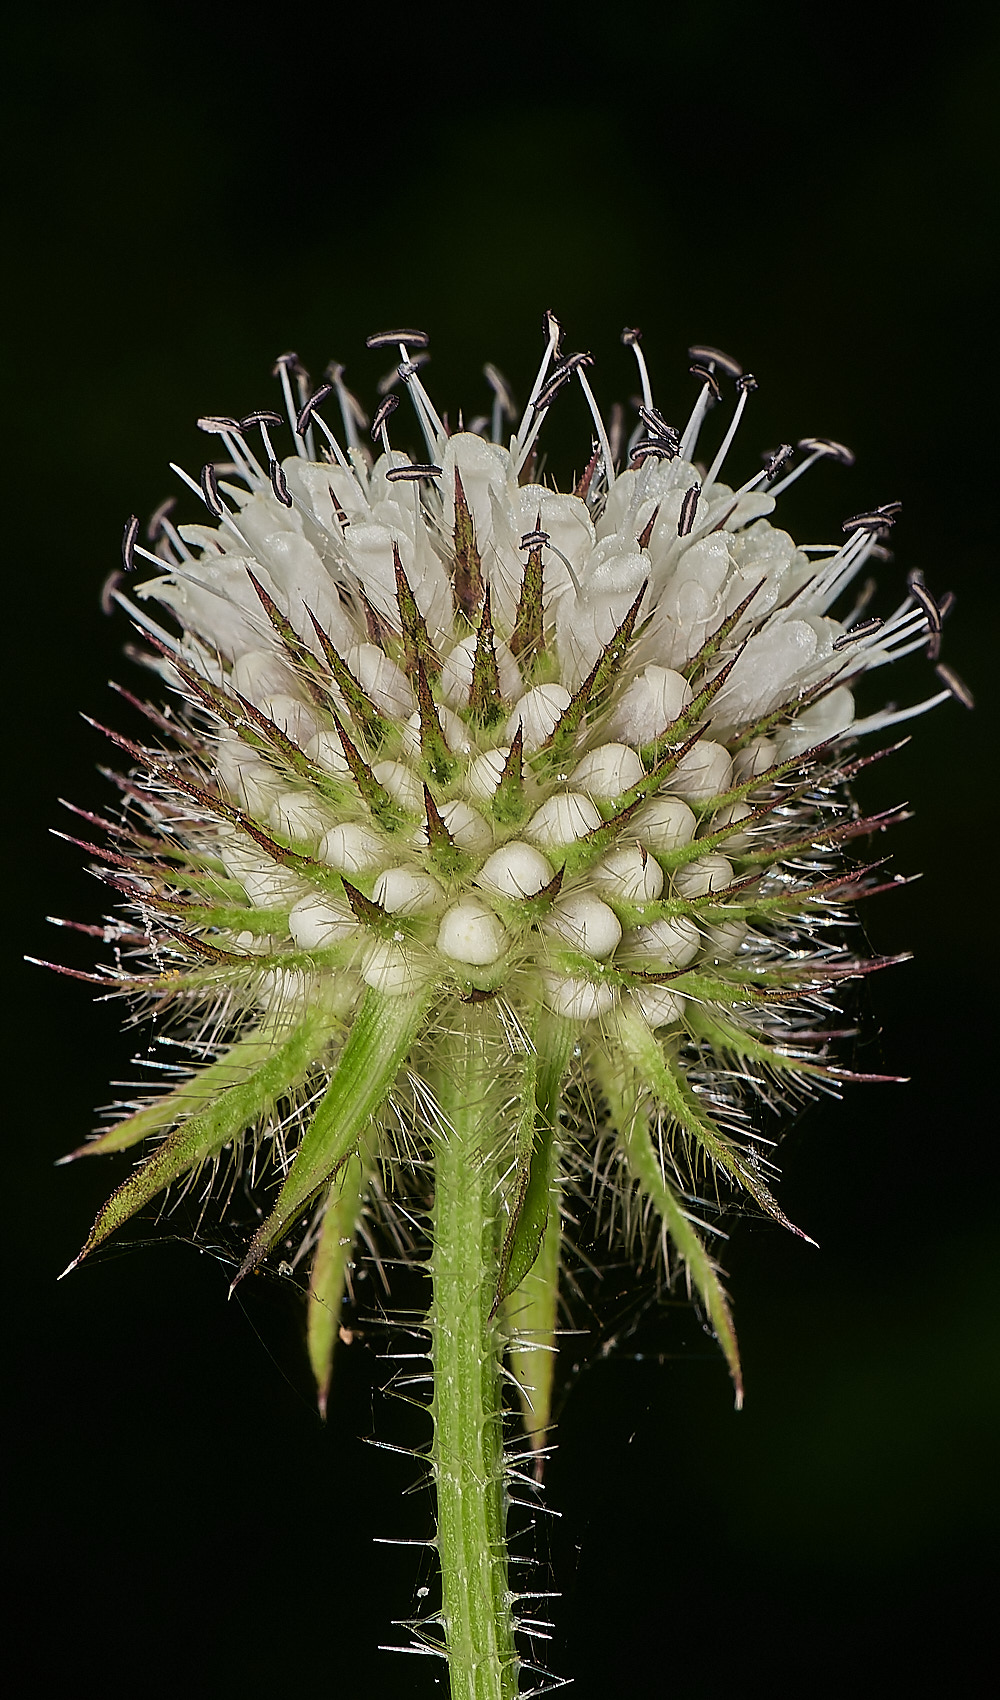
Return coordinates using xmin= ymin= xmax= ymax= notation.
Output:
xmin=6 ymin=4 xmax=997 ymax=1696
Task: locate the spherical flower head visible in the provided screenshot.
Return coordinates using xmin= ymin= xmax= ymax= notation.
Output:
xmin=45 ymin=326 xmax=973 ymax=1667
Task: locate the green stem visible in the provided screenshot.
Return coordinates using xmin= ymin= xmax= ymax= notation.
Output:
xmin=431 ymin=1007 xmax=518 ymax=1700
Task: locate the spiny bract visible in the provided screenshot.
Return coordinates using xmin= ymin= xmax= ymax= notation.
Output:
xmin=54 ymin=317 xmax=964 ymax=1442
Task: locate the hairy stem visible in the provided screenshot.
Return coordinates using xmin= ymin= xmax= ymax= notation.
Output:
xmin=431 ymin=1007 xmax=518 ymax=1700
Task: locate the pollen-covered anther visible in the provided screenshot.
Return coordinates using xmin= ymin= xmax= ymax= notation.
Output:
xmin=476 ymin=842 xmax=554 ymax=900
xmin=545 ymin=893 xmax=622 ymax=958
xmin=436 ymin=899 xmax=508 ymax=965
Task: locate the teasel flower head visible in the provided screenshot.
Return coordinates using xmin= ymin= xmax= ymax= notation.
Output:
xmin=44 ymin=318 xmax=970 ymax=1692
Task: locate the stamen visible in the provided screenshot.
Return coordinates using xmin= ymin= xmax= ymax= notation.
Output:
xmin=377 ymin=353 xmax=429 ymax=396
xmin=199 ymin=462 xmax=224 ymax=518
xmin=688 ymin=344 xmax=744 ymax=380
xmin=296 ymin=381 xmax=334 ymax=437
xmin=834 ymin=618 xmax=884 ymax=648
xmin=326 ymin=362 xmax=368 ymax=453
xmin=269 ymin=459 xmax=292 ymax=507
xmin=145 ymin=497 xmax=177 ymax=543
xmin=197 ymin=415 xmax=241 ymax=435
xmin=767 ymin=436 xmax=855 ymax=498
xmin=273 ymin=352 xmax=308 ymax=458
xmin=906 ymin=569 xmax=943 ymax=655
xmin=385 ymin=464 xmax=443 ymax=482
xmin=702 ymin=374 xmax=758 ymax=491
xmin=365 ymin=329 xmax=430 ymax=350
xmin=622 ymin=326 xmax=654 ymax=411
xmin=630 ymin=435 xmax=679 ymax=465
xmin=515 ymin=352 xmax=593 ymax=475
xmin=575 ymin=366 xmax=616 ymax=490
xmin=842 ymin=502 xmax=902 ymax=537
xmin=935 ymin=663 xmax=974 ymax=708
xmin=514 ymin=309 xmax=562 ymax=452
xmin=170 ymin=461 xmax=252 ymax=552
xmin=678 ymin=349 xmax=731 ymax=463
xmin=762 ymin=444 xmax=795 ymax=482
xmin=677 ymin=484 xmax=701 ymax=537
xmin=371 ymin=392 xmax=399 ymax=457
xmin=121 ymin=514 xmax=139 ymax=572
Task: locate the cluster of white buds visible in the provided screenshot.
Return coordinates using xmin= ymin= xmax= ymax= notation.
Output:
xmin=44 ymin=316 xmax=969 ymax=1692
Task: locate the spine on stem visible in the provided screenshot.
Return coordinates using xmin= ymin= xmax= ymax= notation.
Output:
xmin=430 ymin=1007 xmax=518 ymax=1700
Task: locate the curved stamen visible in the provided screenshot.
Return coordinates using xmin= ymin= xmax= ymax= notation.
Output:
xmin=514 ymin=310 xmax=562 ymax=452
xmin=273 ymin=352 xmax=309 ymax=459
xmin=702 ymin=375 xmax=758 ymax=491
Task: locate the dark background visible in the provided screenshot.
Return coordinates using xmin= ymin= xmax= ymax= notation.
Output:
xmin=6 ymin=4 xmax=997 ymax=1695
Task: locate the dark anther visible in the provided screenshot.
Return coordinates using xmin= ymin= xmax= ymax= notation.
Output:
xmin=121 ymin=514 xmax=139 ymax=572
xmin=296 ymin=382 xmax=333 ymax=436
xmin=687 ymin=345 xmax=743 ymax=380
xmin=834 ymin=618 xmax=884 ymax=648
xmin=385 ymin=464 xmax=444 ymax=482
xmin=906 ymin=569 xmax=942 ymax=633
xmin=677 ymin=484 xmax=701 ymax=537
xmin=370 ymin=393 xmax=400 ymax=440
xmin=621 ymin=326 xmax=643 ymax=346
xmin=763 ymin=444 xmax=794 ymax=481
xmin=934 ymin=662 xmax=974 ymax=709
xmin=631 ymin=436 xmax=679 ymax=463
xmin=797 ymin=436 xmax=856 ymax=467
xmin=519 ymin=528 xmax=549 ymax=551
xmin=269 ymin=460 xmax=292 ymax=507
xmin=736 ymin=373 xmax=759 ymax=394
xmin=533 ymin=352 xmax=594 ymax=415
xmin=197 ymin=415 xmax=241 ymax=435
xmin=842 ymin=502 xmax=902 ymax=535
xmin=240 ymin=410 xmax=283 ymax=430
xmin=272 ymin=351 xmax=305 ymax=376
xmin=365 ymin=329 xmax=430 ymax=350
xmin=638 ymin=405 xmax=677 ymax=442
xmin=533 ymin=366 xmax=574 ymax=414
xmin=145 ymin=497 xmax=177 ymax=542
xmin=200 ymin=462 xmax=224 ymax=517
xmin=688 ymin=364 xmax=722 ymax=403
